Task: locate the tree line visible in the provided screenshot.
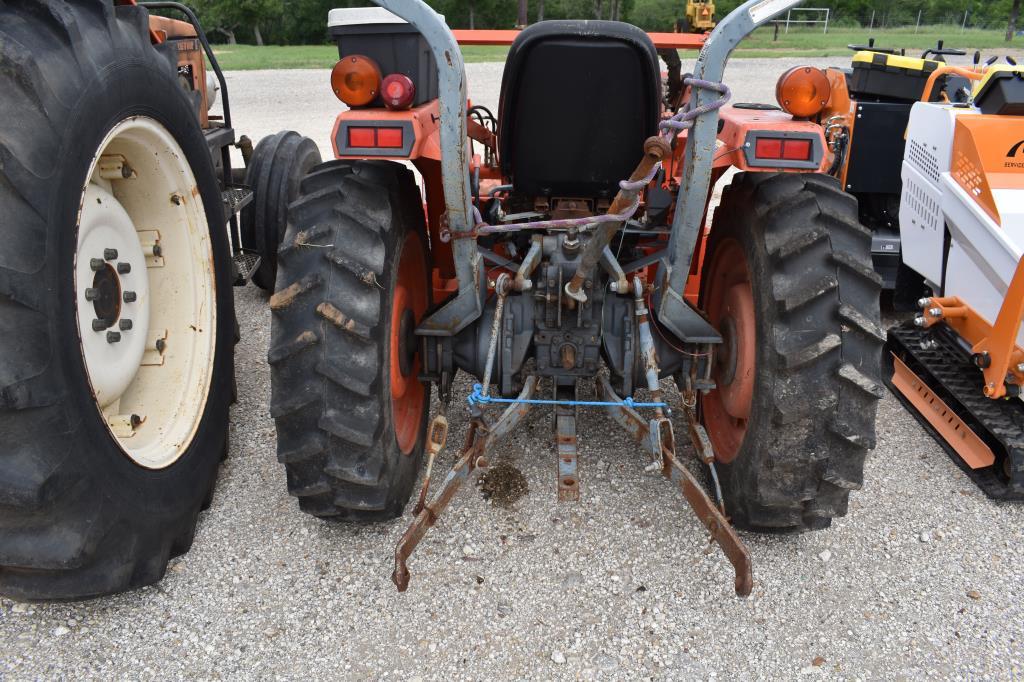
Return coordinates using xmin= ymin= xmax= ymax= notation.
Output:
xmin=183 ymin=0 xmax=1021 ymax=45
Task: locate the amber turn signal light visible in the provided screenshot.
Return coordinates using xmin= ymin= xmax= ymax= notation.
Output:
xmin=331 ymin=55 xmax=382 ymax=107
xmin=775 ymin=66 xmax=831 ymax=119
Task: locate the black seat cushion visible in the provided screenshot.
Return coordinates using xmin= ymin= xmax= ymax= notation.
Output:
xmin=497 ymin=20 xmax=661 ymax=199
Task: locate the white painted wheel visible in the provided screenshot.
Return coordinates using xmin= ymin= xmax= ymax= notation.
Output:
xmin=75 ymin=117 xmax=217 ymax=470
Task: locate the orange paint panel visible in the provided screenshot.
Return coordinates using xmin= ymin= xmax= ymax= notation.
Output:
xmin=452 ymin=29 xmax=705 ymax=50
xmin=332 ymin=100 xmax=442 ymax=161
xmin=949 ymin=116 xmax=1024 ymax=226
xmin=711 ymin=106 xmax=829 ymax=173
xmin=889 ymin=354 xmax=996 ymax=469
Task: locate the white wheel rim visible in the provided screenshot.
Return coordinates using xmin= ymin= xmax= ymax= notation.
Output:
xmin=75 ymin=116 xmax=217 ymax=470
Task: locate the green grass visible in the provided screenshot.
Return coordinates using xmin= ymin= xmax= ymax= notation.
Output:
xmin=730 ymin=25 xmax=1018 ymax=58
xmin=212 ymin=44 xmax=509 ymax=70
xmin=212 ymin=26 xmax=1017 ymax=70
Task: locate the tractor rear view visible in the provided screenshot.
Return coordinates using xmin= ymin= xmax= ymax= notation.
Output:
xmin=268 ymin=0 xmax=882 ymax=595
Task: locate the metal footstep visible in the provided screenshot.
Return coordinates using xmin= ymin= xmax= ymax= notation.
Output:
xmin=232 ymin=251 xmax=262 ymax=282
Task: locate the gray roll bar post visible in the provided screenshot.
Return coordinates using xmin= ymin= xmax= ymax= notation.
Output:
xmin=657 ymin=0 xmax=804 ymax=342
xmin=370 ymin=0 xmax=482 ymax=337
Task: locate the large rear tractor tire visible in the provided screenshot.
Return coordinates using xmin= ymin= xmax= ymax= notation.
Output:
xmin=699 ymin=172 xmax=884 ymax=532
xmin=0 ymin=2 xmax=234 ymax=600
xmin=241 ymin=130 xmax=321 ymax=291
xmin=269 ymin=161 xmax=431 ymax=519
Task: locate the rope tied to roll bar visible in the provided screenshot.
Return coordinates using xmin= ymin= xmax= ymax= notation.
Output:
xmin=658 ymin=78 xmax=732 ymax=136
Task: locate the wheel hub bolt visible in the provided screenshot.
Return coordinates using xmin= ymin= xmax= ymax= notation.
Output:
xmin=123 ymin=291 xmax=137 ymax=303
xmin=104 ymin=248 xmax=118 ymax=261
xmin=130 ymin=414 xmax=142 ymax=428
xmin=90 ymin=258 xmax=105 ymax=272
xmin=84 ymin=288 xmax=100 ymax=302
xmin=155 ymin=338 xmax=166 ymax=352
xmin=92 ymin=319 xmax=109 ymax=332
xmin=119 ymin=319 xmax=133 ymax=331
xmin=152 ymin=244 xmax=163 ymax=258
xmin=106 ymin=331 xmax=122 ymax=344
xmin=117 ymin=262 xmax=131 ymax=275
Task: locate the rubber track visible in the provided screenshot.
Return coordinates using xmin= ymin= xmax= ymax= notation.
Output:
xmin=886 ymin=324 xmax=1024 ymax=499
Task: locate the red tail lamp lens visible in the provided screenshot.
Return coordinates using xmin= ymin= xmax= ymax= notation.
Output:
xmin=331 ymin=55 xmax=381 ymax=107
xmin=377 ymin=128 xmax=404 ymax=148
xmin=755 ymin=138 xmax=783 ymax=159
xmin=348 ymin=127 xmax=376 ymax=148
xmin=782 ymin=139 xmax=812 ymax=160
xmin=755 ymin=138 xmax=813 ymax=162
xmin=382 ymin=74 xmax=416 ymax=110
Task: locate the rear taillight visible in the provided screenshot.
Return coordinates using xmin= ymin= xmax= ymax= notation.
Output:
xmin=347 ymin=126 xmax=404 ymax=149
xmin=382 ymin=74 xmax=416 ymax=110
xmin=754 ymin=137 xmax=812 ymax=161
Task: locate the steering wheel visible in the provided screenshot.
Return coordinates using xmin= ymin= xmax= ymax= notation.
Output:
xmin=848 ymin=38 xmax=897 ymax=54
xmin=922 ymin=40 xmax=967 ymax=62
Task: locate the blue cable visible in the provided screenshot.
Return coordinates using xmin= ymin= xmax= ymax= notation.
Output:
xmin=467 ymin=384 xmax=667 ymax=409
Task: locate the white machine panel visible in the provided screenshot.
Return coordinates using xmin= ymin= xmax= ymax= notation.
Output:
xmin=899 ymin=103 xmax=961 ymax=286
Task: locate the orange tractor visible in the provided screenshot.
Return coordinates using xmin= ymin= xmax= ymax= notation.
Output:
xmin=268 ymin=1 xmax=882 ymax=596
xmin=0 ymin=0 xmax=882 ymax=600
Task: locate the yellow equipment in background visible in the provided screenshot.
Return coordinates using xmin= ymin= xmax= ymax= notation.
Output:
xmin=684 ymin=0 xmax=716 ymax=33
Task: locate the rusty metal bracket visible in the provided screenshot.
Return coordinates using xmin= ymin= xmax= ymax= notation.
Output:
xmin=598 ymin=376 xmax=753 ymax=597
xmin=555 ymin=384 xmax=580 ymax=501
xmin=392 ymin=376 xmax=538 ymax=592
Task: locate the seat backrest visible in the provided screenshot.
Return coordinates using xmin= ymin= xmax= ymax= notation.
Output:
xmin=497 ymin=21 xmax=661 ymax=199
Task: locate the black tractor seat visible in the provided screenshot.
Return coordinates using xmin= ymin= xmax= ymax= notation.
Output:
xmin=497 ymin=20 xmax=662 ymax=200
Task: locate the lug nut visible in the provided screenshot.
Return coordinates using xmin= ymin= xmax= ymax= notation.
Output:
xmin=84 ymin=288 xmax=100 ymax=302
xmin=928 ymin=307 xmax=943 ymax=317
xmin=119 ymin=319 xmax=133 ymax=331
xmin=1017 ymin=363 xmax=1024 ymax=373
xmin=90 ymin=258 xmax=105 ymax=272
xmin=106 ymin=331 xmax=121 ymax=344
xmin=917 ymin=297 xmax=931 ymax=308
xmin=92 ymin=319 xmax=108 ymax=332
xmin=123 ymin=291 xmax=137 ymax=303
xmin=104 ymin=248 xmax=118 ymax=261
xmin=117 ymin=262 xmax=131 ymax=275
xmin=913 ymin=316 xmax=926 ymax=327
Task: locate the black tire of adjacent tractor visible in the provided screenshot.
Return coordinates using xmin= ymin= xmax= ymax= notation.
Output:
xmin=269 ymin=160 xmax=431 ymax=520
xmin=241 ymin=130 xmax=322 ymax=291
xmin=699 ymin=172 xmax=885 ymax=532
xmin=0 ymin=2 xmax=234 ymax=600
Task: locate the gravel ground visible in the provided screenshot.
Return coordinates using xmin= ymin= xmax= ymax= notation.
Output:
xmin=2 ymin=58 xmax=1023 ymax=680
